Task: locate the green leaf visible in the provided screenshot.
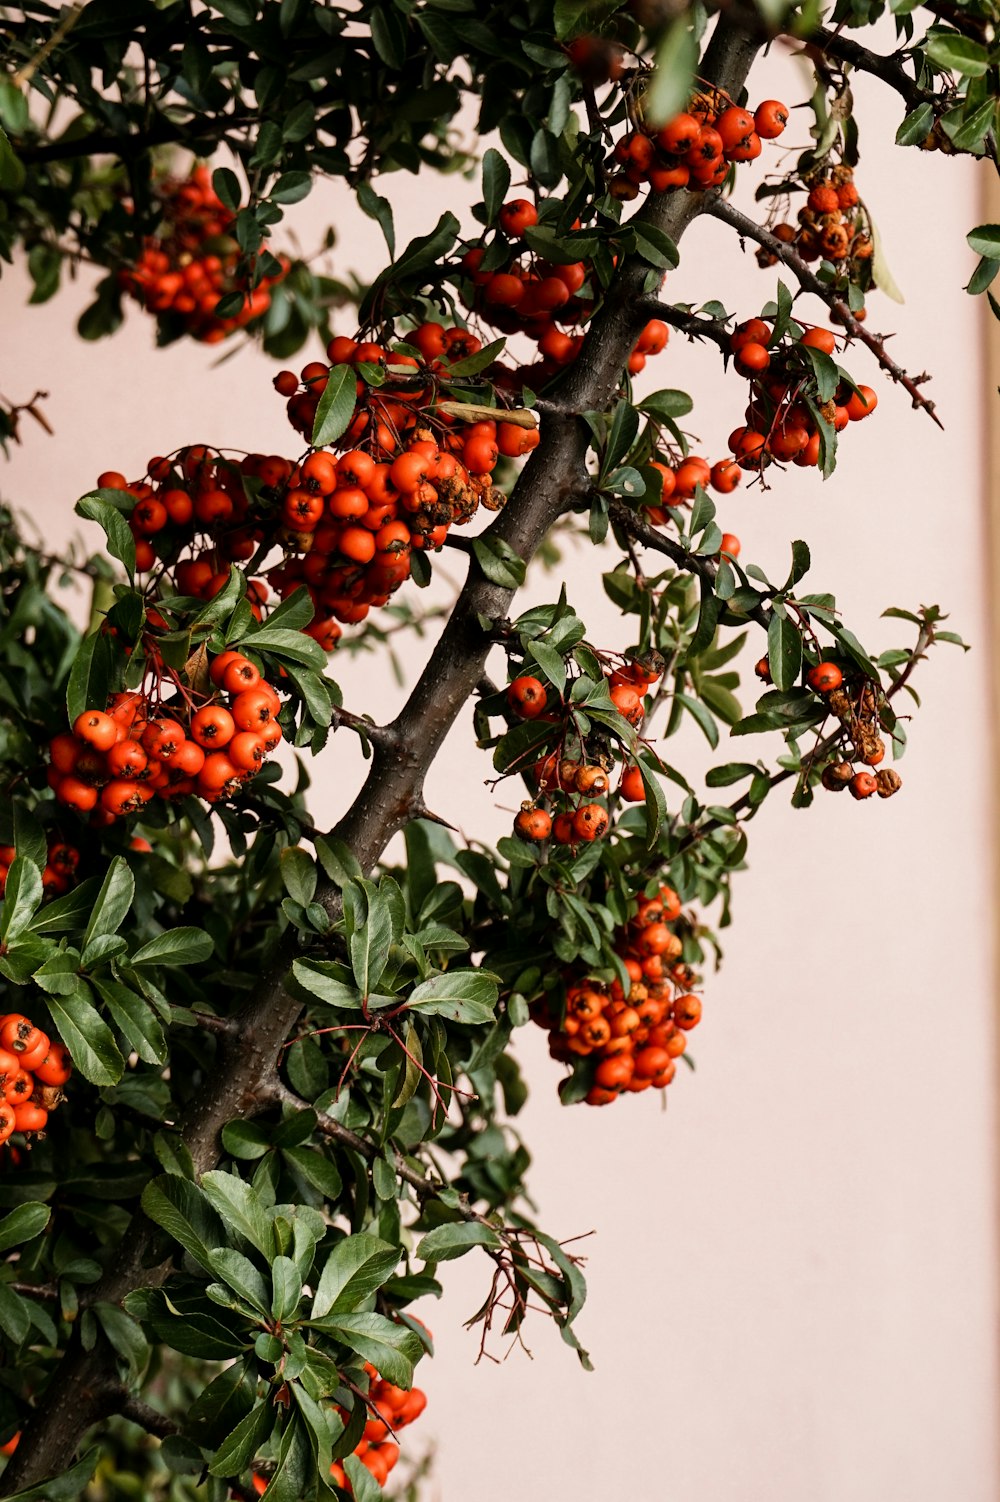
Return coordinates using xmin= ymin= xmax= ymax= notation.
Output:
xmin=312 ymin=1233 xmax=399 ymax=1319
xmin=416 ymin=1221 xmax=502 ymax=1261
xmin=895 ymin=102 xmax=934 ymax=146
xmin=208 ymin=1400 xmax=275 ymax=1478
xmin=0 ymin=123 xmax=25 ymax=193
xmin=271 ymin=1255 xmax=303 ymax=1322
xmin=45 ymin=985 xmax=125 ymax=1086
xmin=314 ymin=836 xmax=363 ymax=887
xmin=407 ymin=969 xmax=498 ymax=1025
xmin=471 ymin=535 xmax=526 ymax=588
xmin=553 ymin=0 xmax=622 ymax=40
xmin=357 ymin=181 xmax=395 ymax=257
xmin=527 ymin=639 xmax=567 ymax=694
xmin=442 ymin=334 xmax=506 ymax=377
xmin=201 ymin=1171 xmax=276 ymax=1259
xmin=65 ymin=629 xmax=119 ymax=725
xmin=675 ymin=692 xmax=719 ymax=749
xmin=345 ymin=881 xmax=393 ymax=996
xmin=967 ymin=256 xmax=1000 ymax=295
xmin=310 ymin=1312 xmax=422 ymax=1388
xmin=311 ymin=365 xmax=357 ymax=448
xmin=83 ymin=856 xmax=134 ymax=946
xmin=360 ymin=213 xmax=460 ymax=323
xmin=924 ymin=31 xmax=989 ymax=76
xmin=0 ymin=1201 xmax=50 ymax=1253
xmin=482 ymin=147 xmax=511 ymax=224
xmin=141 ymin=1176 xmax=220 ymax=1271
xmin=705 ymin=762 xmax=759 ymax=788
xmin=767 ymin=611 xmax=802 ymax=692
xmin=270 ymin=171 xmax=312 ymax=204
xmin=75 ymin=495 xmax=136 ymax=580
xmin=637 ymin=757 xmax=667 ymax=849
xmin=280 ymin=847 xmax=316 ymax=907
xmin=967 ymin=224 xmax=1000 ymax=259
xmin=130 ymin=927 xmax=214 ymax=967
xmin=644 ymin=16 xmax=698 ymax=127
xmin=0 ymin=856 xmax=43 ymax=943
xmin=343 ymin=1455 xmax=385 ymax=1502
xmin=291 ymin=958 xmax=361 ymax=1008
xmin=212 ymin=167 xmax=241 ymax=211
xmin=94 ymin=978 xmax=167 ymax=1065
xmin=94 ymin=1302 xmax=148 ymax=1379
xmin=207 ymin=1247 xmax=271 ymax=1314
xmin=1 ymin=1448 xmax=99 ymax=1501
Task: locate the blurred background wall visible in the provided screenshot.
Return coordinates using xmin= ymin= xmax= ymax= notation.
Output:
xmin=3 ymin=34 xmax=997 ymax=1502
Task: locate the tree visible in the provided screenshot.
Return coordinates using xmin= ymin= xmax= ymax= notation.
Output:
xmin=0 ymin=0 xmax=988 ymax=1496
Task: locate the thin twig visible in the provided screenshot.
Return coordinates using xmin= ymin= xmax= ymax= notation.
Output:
xmin=705 ymin=196 xmax=943 ymax=427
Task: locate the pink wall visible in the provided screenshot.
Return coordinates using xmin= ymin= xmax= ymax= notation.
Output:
xmin=3 ymin=37 xmax=997 ymax=1501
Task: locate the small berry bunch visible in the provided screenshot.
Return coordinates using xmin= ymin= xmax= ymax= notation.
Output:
xmin=608 ymin=93 xmax=788 ymax=202
xmin=727 ymin=318 xmax=877 ymax=473
xmin=118 ymin=167 xmax=288 ymax=344
xmin=48 ymin=655 xmax=284 ymax=820
xmin=530 ymin=887 xmax=703 ymax=1107
xmin=99 ymin=448 xmax=282 ymax=583
xmin=250 ymin=1365 xmax=427 ymax=1495
xmin=460 ymin=202 xmax=670 ymax=380
xmin=757 ymin=655 xmax=903 ymax=801
xmin=0 ymin=1014 xmax=72 ymax=1143
xmin=0 ymin=839 xmax=79 ymax=898
xmin=642 ymin=450 xmax=744 ymax=523
xmin=758 ymin=166 xmax=872 ymax=270
xmin=508 ymin=657 xmax=661 ymax=846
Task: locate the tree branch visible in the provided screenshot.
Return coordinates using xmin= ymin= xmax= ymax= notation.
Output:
xmin=798 ymin=26 xmax=938 ymax=112
xmin=0 ymin=15 xmax=765 ymax=1491
xmin=638 ymin=299 xmax=731 ymax=349
xmin=118 ymin=1396 xmax=178 ymax=1441
xmin=704 ymin=196 xmax=944 ymax=428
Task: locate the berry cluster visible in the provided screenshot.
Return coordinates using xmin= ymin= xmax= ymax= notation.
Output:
xmin=608 ymin=94 xmax=788 ymax=202
xmin=250 ymin=1365 xmax=427 ymax=1496
xmin=531 ymin=887 xmax=702 ymax=1107
xmin=100 ymin=449 xmax=280 ymax=582
xmin=508 ymin=657 xmax=661 ymax=845
xmin=727 ymin=318 xmax=877 ymax=472
xmin=0 ymin=839 xmax=79 ymax=897
xmin=642 ymin=450 xmax=744 ymax=524
xmin=757 ymin=656 xmax=902 ymax=801
xmin=460 ymin=204 xmax=670 ymax=381
xmin=0 ymin=1014 xmax=72 ymax=1143
xmin=758 ymin=166 xmax=871 ymax=270
xmin=271 ymin=328 xmax=526 ymax=629
xmin=48 ymin=659 xmax=284 ymax=821
xmin=118 ymin=167 xmax=287 ymax=343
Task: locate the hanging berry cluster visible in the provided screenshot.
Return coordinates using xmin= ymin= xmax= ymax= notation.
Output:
xmin=530 ymin=888 xmax=702 ymax=1107
xmin=118 ymin=167 xmax=288 ymax=344
xmin=807 ymin=661 xmax=902 ymax=801
xmin=0 ymin=1015 xmax=72 ymax=1143
xmin=270 ymin=327 xmax=529 ymax=630
xmin=508 ymin=656 xmax=660 ymax=846
xmin=250 ymin=1365 xmax=427 ymax=1496
xmin=48 ymin=657 xmax=284 ymax=821
xmin=757 ymin=166 xmax=872 ymax=271
xmin=608 ymin=93 xmax=788 ymax=201
xmin=459 ymin=202 xmax=670 ymax=383
xmin=755 ymin=656 xmax=903 ymax=801
xmin=727 ymin=318 xmax=877 ymax=474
